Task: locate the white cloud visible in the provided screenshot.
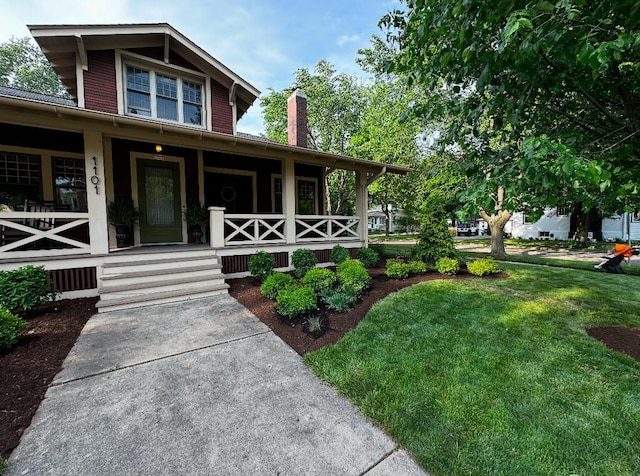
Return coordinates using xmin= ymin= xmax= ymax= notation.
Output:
xmin=336 ymin=34 xmax=361 ymax=47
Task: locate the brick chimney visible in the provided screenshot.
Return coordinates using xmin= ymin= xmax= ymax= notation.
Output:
xmin=287 ymin=88 xmax=308 ymax=148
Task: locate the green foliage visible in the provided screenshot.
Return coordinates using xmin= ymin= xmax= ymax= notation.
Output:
xmin=0 ymin=304 xmax=26 ymax=350
xmin=330 ymin=245 xmax=351 ymax=265
xmin=356 ymin=247 xmax=380 ymax=268
xmin=260 ymin=272 xmax=297 ymax=300
xmin=182 ymin=201 xmax=209 ymax=227
xmin=435 ymin=257 xmax=460 ymax=275
xmin=291 ymin=248 xmax=318 ymax=278
xmin=407 ymin=260 xmax=428 ymax=275
xmin=306 ymin=315 xmax=324 ymax=333
xmin=337 ymin=259 xmax=371 ymax=294
xmin=385 ymin=258 xmax=410 ymax=279
xmin=275 ymin=286 xmax=317 ymax=319
xmin=0 ymin=265 xmax=59 ymax=313
xmin=107 ymin=199 xmax=140 ymax=227
xmin=320 ymin=286 xmax=358 ymax=313
xmin=412 ymin=202 xmax=456 ymax=265
xmin=467 ymin=258 xmax=501 ymax=276
xmin=301 ymin=268 xmax=338 ymax=293
xmin=248 ymin=251 xmax=276 ymax=281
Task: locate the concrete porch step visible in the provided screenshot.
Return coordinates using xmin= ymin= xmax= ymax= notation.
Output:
xmin=101 ymin=262 xmax=222 ymax=280
xmin=99 ymin=271 xmax=226 ymax=294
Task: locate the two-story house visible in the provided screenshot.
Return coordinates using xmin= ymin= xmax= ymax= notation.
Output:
xmin=0 ymin=23 xmax=408 ymax=311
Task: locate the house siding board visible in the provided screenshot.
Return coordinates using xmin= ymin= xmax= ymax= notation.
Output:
xmin=211 ymin=79 xmax=233 ymax=134
xmin=0 ymin=123 xmax=83 ymax=153
xmin=84 ymin=50 xmax=118 ymax=114
xmin=125 ymin=47 xmax=203 ymax=72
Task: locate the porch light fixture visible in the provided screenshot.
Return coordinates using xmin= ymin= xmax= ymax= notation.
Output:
xmin=153 ymin=144 xmax=164 ymax=161
xmin=155 ymin=144 xmax=163 ymax=153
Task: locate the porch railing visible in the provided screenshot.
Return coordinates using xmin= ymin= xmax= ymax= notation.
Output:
xmin=224 ymin=214 xmax=286 ymax=245
xmin=295 ymin=215 xmax=360 ymax=242
xmin=0 ymin=212 xmax=90 ymax=258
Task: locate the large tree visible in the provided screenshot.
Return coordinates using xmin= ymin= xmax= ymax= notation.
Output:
xmin=0 ymin=37 xmax=67 ymax=97
xmin=382 ymin=0 xmax=640 ymax=252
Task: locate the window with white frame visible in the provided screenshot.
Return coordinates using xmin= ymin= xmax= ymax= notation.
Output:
xmin=53 ymin=157 xmax=87 ymax=211
xmin=125 ymin=64 xmax=204 ymax=126
xmin=271 ymin=175 xmax=318 ymax=214
xmin=0 ymin=151 xmax=41 ymax=202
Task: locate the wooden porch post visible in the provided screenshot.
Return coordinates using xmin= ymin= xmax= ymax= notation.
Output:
xmin=83 ymin=129 xmax=109 ymax=255
xmin=355 ymin=170 xmax=368 ymax=245
xmin=208 ymin=206 xmax=226 ymax=248
xmin=284 ymin=158 xmax=297 ymax=244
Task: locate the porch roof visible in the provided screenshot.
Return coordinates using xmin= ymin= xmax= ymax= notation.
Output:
xmin=28 ymin=23 xmax=260 ymax=118
xmin=0 ymin=92 xmax=411 ymax=175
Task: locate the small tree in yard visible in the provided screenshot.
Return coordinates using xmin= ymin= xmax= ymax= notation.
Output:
xmin=412 ymin=201 xmax=456 ymax=265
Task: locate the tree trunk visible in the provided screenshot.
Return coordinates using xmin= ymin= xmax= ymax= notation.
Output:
xmin=477 ymin=185 xmax=512 ymax=256
xmin=573 ymin=203 xmax=590 ymax=241
xmin=383 ymin=206 xmax=390 ymax=237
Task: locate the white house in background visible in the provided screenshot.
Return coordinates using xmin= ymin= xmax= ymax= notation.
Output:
xmin=508 ymin=207 xmax=640 ymax=241
xmin=367 ymin=208 xmax=406 ymax=233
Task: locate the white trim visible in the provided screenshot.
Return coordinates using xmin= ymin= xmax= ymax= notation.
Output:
xmin=129 ymin=152 xmax=187 ymax=245
xmin=203 ymin=166 xmax=257 ymax=213
xmin=115 ymin=50 xmax=124 ymax=115
xmin=271 ymin=173 xmax=282 ymax=213
xmin=75 ymin=52 xmax=85 ymax=108
xmin=295 ymin=176 xmax=319 ymax=215
xmin=120 ymin=49 xmax=208 ymax=80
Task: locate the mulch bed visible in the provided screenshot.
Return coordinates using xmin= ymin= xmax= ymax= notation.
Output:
xmin=0 ymin=297 xmax=97 ymax=458
xmin=2 ymin=263 xmax=639 ymax=459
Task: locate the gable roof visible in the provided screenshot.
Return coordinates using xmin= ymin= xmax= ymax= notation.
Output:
xmin=28 ymin=23 xmax=260 ymax=118
xmin=0 ymin=85 xmax=76 ymax=107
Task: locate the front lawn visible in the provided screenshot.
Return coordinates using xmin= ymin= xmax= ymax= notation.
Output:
xmin=305 ymin=264 xmax=640 ymax=475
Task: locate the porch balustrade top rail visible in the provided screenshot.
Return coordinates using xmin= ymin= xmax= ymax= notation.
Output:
xmin=0 ymin=212 xmax=90 ymax=258
xmin=295 ymin=215 xmax=360 ymax=242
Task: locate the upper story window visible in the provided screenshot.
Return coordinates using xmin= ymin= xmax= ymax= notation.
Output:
xmin=125 ymin=64 xmax=203 ymax=126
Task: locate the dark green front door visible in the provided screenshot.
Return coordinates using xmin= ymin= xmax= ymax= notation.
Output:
xmin=137 ymin=159 xmax=182 ymax=244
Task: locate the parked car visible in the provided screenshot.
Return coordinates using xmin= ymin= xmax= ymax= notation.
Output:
xmin=456 ymin=222 xmax=479 ymax=236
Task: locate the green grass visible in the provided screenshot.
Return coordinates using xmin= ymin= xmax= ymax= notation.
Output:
xmin=369 ymin=233 xmax=419 ymax=242
xmin=0 ymin=456 xmax=5 ymax=474
xmin=305 ymin=264 xmax=640 ymax=475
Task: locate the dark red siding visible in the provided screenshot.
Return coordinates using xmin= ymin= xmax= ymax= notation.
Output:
xmin=211 ymin=79 xmax=233 ymax=134
xmin=84 ymin=50 xmax=118 ymax=114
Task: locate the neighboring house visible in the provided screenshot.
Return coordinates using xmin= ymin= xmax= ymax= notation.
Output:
xmin=367 ymin=207 xmax=403 ymax=233
xmin=509 ymin=207 xmax=640 ymax=241
xmin=0 ymin=23 xmax=407 ymax=311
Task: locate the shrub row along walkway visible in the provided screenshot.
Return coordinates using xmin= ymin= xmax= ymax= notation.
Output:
xmin=6 ymin=295 xmax=425 ymax=476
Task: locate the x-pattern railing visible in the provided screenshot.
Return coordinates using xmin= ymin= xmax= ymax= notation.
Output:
xmin=295 ymin=215 xmax=360 ymax=242
xmin=224 ymin=214 xmax=286 ymax=245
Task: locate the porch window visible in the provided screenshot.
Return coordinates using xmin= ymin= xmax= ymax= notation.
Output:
xmin=53 ymin=157 xmax=87 ymax=211
xmin=0 ymin=150 xmax=41 ymax=203
xmin=272 ymin=175 xmax=319 ymax=214
xmin=272 ymin=176 xmax=283 ymax=213
xmin=125 ymin=64 xmax=204 ymax=126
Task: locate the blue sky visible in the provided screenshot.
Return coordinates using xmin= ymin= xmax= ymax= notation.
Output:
xmin=0 ymin=0 xmax=400 ymax=134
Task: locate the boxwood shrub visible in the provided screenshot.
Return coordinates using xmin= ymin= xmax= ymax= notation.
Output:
xmin=291 ymin=248 xmax=318 ymax=278
xmin=356 ymin=247 xmax=379 ymax=268
xmin=337 ymin=259 xmax=371 ymax=294
xmin=330 ymin=244 xmax=350 ymax=265
xmin=248 ymin=251 xmax=276 ymax=281
xmin=275 ymin=286 xmax=317 ymax=319
xmin=301 ymin=268 xmax=337 ymax=293
xmin=260 ymin=272 xmax=297 ymax=300
xmin=0 ymin=304 xmax=26 ymax=350
xmin=467 ymin=257 xmax=501 ymax=276
xmin=0 ymin=265 xmax=59 ymax=313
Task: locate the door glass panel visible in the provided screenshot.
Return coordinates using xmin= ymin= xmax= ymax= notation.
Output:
xmin=145 ymin=166 xmax=175 ymax=225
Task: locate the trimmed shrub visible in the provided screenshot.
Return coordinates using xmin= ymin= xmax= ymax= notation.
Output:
xmin=292 ymin=248 xmax=318 ymax=278
xmin=412 ymin=201 xmax=456 ymax=265
xmin=356 ymin=247 xmax=379 ymax=268
xmin=0 ymin=265 xmax=59 ymax=313
xmin=0 ymin=304 xmax=26 ymax=350
xmin=302 ymin=268 xmax=338 ymax=293
xmin=467 ymin=258 xmax=501 ymax=276
xmin=276 ymin=286 xmax=317 ymax=319
xmin=435 ymin=257 xmax=460 ymax=275
xmin=330 ymin=244 xmax=350 ymax=265
xmin=320 ymin=286 xmax=358 ymax=313
xmin=386 ymin=258 xmax=410 ymax=279
xmin=249 ymin=251 xmax=276 ymax=281
xmin=407 ymin=260 xmax=428 ymax=275
xmin=337 ymin=259 xmax=371 ymax=294
xmin=261 ymin=272 xmax=297 ymax=300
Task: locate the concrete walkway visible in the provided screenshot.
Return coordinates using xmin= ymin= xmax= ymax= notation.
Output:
xmin=6 ymin=295 xmax=426 ymax=476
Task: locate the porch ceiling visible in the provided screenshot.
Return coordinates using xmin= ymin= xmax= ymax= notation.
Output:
xmin=0 ymin=94 xmax=411 ymax=175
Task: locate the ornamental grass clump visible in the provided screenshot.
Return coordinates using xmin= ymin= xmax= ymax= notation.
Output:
xmin=261 ymin=272 xmax=297 ymax=300
xmin=435 ymin=257 xmax=460 ymax=275
xmin=0 ymin=304 xmax=26 ymax=350
xmin=337 ymin=259 xmax=371 ymax=295
xmin=275 ymin=286 xmax=317 ymax=320
xmin=292 ymin=248 xmax=318 ymax=278
xmin=320 ymin=286 xmax=358 ymax=312
xmin=248 ymin=251 xmax=276 ymax=282
xmin=467 ymin=257 xmax=501 ymax=276
xmin=330 ymin=244 xmax=350 ymax=265
xmin=302 ymin=268 xmax=337 ymax=293
xmin=356 ymin=247 xmax=379 ymax=268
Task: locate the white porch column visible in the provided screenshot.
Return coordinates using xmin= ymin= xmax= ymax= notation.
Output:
xmin=283 ymin=158 xmax=297 ymax=244
xmin=83 ymin=129 xmax=109 ymax=255
xmin=355 ymin=170 xmax=368 ymax=245
xmin=208 ymin=206 xmax=226 ymax=248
